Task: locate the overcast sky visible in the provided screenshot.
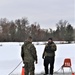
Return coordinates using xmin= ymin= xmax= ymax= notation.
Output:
xmin=0 ymin=0 xmax=75 ymax=30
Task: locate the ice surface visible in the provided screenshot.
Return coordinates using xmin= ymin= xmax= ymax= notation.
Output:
xmin=0 ymin=42 xmax=75 ymax=75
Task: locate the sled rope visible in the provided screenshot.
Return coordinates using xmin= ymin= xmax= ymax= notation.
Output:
xmin=54 ymin=66 xmax=62 ymax=73
xmin=8 ymin=61 xmax=22 ymax=75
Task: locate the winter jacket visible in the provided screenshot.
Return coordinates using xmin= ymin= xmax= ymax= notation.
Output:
xmin=42 ymin=42 xmax=57 ymax=58
xmin=21 ymin=41 xmax=37 ymax=62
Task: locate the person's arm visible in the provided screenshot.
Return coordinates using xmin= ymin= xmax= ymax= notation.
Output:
xmin=21 ymin=44 xmax=24 ymax=61
xmin=51 ymin=43 xmax=57 ymax=51
xmin=42 ymin=45 xmax=46 ymax=59
xmin=30 ymin=44 xmax=38 ymax=63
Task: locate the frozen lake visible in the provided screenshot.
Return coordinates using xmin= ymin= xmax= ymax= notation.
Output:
xmin=0 ymin=42 xmax=75 ymax=75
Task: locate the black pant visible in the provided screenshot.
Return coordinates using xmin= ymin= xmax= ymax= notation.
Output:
xmin=44 ymin=56 xmax=55 ymax=75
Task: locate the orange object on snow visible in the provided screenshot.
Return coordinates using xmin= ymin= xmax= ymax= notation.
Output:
xmin=72 ymin=72 xmax=74 ymax=75
xmin=62 ymin=58 xmax=71 ymax=67
xmin=21 ymin=66 xmax=25 ymax=75
xmin=61 ymin=58 xmax=73 ymax=73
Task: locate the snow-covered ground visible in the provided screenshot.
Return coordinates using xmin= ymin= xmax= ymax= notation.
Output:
xmin=0 ymin=42 xmax=75 ymax=75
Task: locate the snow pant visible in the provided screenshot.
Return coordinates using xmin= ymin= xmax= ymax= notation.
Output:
xmin=44 ymin=56 xmax=55 ymax=75
xmin=24 ymin=61 xmax=35 ymax=75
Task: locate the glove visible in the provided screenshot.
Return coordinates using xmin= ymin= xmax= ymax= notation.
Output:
xmin=35 ymin=59 xmax=38 ymax=64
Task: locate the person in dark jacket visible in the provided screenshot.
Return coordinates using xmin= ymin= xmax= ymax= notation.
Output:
xmin=21 ymin=36 xmax=38 ymax=75
xmin=42 ymin=38 xmax=57 ymax=75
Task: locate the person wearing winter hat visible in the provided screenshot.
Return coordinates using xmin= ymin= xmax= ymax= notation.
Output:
xmin=42 ymin=38 xmax=57 ymax=75
xmin=21 ymin=36 xmax=38 ymax=75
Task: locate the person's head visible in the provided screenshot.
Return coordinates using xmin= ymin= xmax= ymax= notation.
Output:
xmin=48 ymin=38 xmax=53 ymax=43
xmin=27 ymin=36 xmax=32 ymax=42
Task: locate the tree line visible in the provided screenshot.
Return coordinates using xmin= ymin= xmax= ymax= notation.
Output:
xmin=0 ymin=17 xmax=75 ymax=43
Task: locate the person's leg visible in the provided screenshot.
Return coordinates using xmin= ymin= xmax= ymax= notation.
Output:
xmin=50 ymin=56 xmax=55 ymax=75
xmin=44 ymin=57 xmax=49 ymax=74
xmin=24 ymin=62 xmax=29 ymax=75
xmin=29 ymin=61 xmax=35 ymax=75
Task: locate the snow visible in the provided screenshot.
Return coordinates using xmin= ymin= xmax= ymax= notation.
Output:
xmin=0 ymin=42 xmax=75 ymax=75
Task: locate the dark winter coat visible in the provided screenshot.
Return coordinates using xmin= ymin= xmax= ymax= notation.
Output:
xmin=42 ymin=41 xmax=57 ymax=58
xmin=21 ymin=41 xmax=37 ymax=63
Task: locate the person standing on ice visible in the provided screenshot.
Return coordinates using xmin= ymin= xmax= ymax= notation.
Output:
xmin=21 ymin=36 xmax=38 ymax=75
xmin=42 ymin=38 xmax=57 ymax=75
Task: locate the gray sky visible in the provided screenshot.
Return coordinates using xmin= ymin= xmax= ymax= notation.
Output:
xmin=0 ymin=0 xmax=75 ymax=30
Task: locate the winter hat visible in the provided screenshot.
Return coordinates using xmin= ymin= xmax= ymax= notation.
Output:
xmin=48 ymin=38 xmax=52 ymax=40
